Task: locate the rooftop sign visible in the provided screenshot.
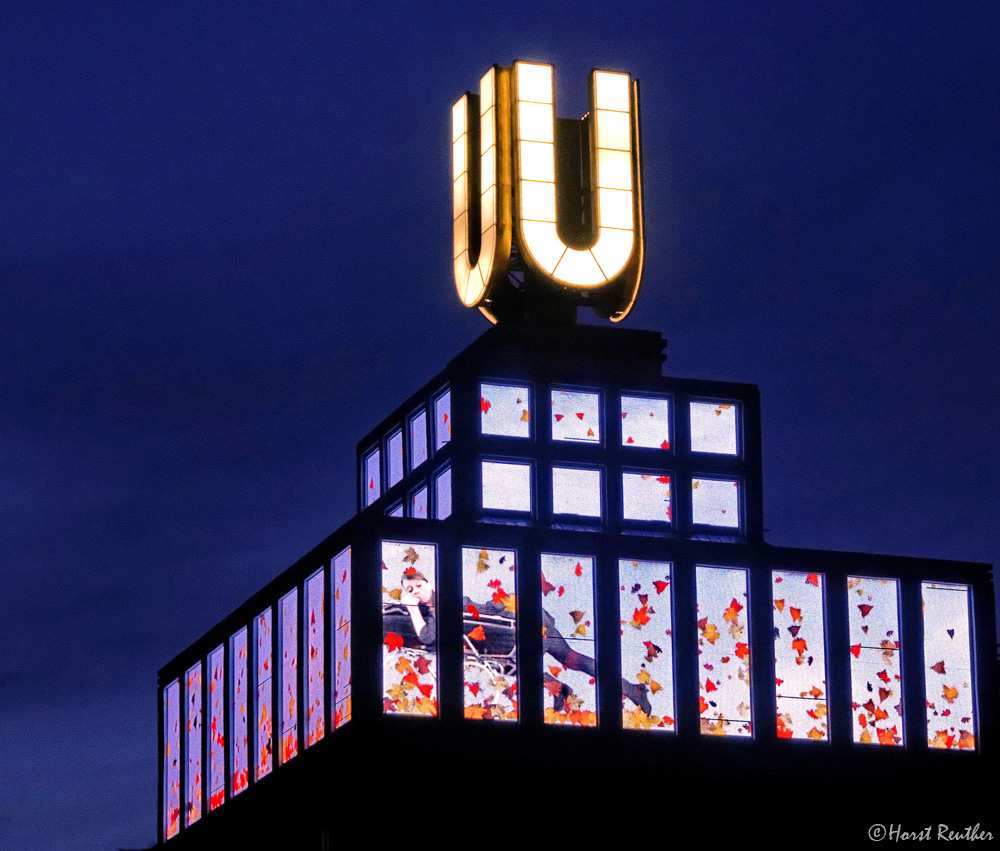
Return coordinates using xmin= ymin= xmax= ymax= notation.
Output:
xmin=453 ymin=62 xmax=644 ymax=322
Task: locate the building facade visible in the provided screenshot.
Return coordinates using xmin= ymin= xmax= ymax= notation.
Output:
xmin=156 ymin=319 xmax=995 ymax=847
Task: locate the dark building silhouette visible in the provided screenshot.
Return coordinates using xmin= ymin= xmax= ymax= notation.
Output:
xmin=155 ymin=319 xmax=996 ymax=848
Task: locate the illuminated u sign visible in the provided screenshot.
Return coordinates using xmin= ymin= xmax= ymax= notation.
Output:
xmin=453 ymin=61 xmax=644 ymax=322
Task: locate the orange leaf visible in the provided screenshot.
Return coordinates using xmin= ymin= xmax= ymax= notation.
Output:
xmin=805 ymin=574 xmax=820 ymax=586
xmin=774 ymin=599 xmax=785 ymax=612
xmin=468 ymin=625 xmax=486 ymax=641
xmin=791 ymin=637 xmax=808 ymax=656
xmin=789 ymin=606 xmax=802 ymax=622
xmin=735 ymin=642 xmax=750 ymax=660
xmin=942 ymin=684 xmax=959 ymax=704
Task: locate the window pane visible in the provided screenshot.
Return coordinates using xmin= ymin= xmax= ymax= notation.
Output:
xmin=333 ymin=548 xmax=352 ymax=729
xmin=482 ymin=461 xmax=531 ymax=512
xmin=163 ymin=679 xmax=181 ymax=840
xmin=772 ymin=571 xmax=828 ymax=741
xmin=692 ymin=478 xmax=739 ymax=528
xmin=621 ymin=395 xmax=670 ymax=449
xmin=386 ymin=502 xmax=403 ymax=518
xmin=382 ymin=542 xmax=438 ymax=716
xmin=696 ymin=566 xmax=752 ymax=737
xmin=254 ymin=608 xmax=273 ymax=779
xmin=436 ymin=467 xmax=453 ymax=518
xmin=306 ymin=569 xmax=325 ymax=747
xmin=622 ymin=472 xmax=671 ymax=522
xmin=541 ymin=554 xmax=597 ymax=726
xmin=229 ymin=628 xmax=249 ymax=796
xmin=922 ymin=582 xmax=975 ymax=750
xmin=387 ymin=429 xmax=404 ymax=488
xmin=185 ymin=662 xmax=203 ymax=825
xmin=434 ymin=389 xmax=451 ymax=450
xmin=279 ymin=589 xmax=298 ymax=763
xmin=209 ymin=645 xmax=225 ymax=810
xmin=481 ymin=382 xmax=531 ymax=437
xmin=847 ymin=576 xmax=903 ymax=746
xmin=690 ymin=402 xmax=738 ymax=454
xmin=411 ymin=486 xmax=428 ymax=519
xmin=364 ymin=449 xmax=380 ymax=507
xmin=462 ymin=547 xmax=518 ymax=721
xmin=619 ymin=560 xmax=675 ymax=730
xmin=551 ymin=389 xmax=600 ymax=442
xmin=410 ymin=409 xmax=428 ymax=470
xmin=552 ymin=467 xmax=601 ymax=517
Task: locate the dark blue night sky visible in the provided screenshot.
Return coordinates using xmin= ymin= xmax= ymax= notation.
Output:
xmin=3 ymin=3 xmax=998 ymax=848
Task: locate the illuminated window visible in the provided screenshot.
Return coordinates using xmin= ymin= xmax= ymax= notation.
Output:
xmin=382 ymin=541 xmax=438 ymax=716
xmin=551 ymin=389 xmax=600 ymax=443
xmin=541 ymin=554 xmax=597 ymax=726
xmin=163 ymin=679 xmax=181 ymax=840
xmin=552 ymin=466 xmax=602 ymax=518
xmin=387 ymin=429 xmax=404 ymax=488
xmin=333 ymin=547 xmax=352 ymax=729
xmin=364 ymin=448 xmax=380 ymax=507
xmin=622 ymin=472 xmax=671 ymax=523
xmin=690 ymin=402 xmax=738 ymax=455
xmin=208 ymin=645 xmax=225 ymax=810
xmin=481 ymin=382 xmax=531 ymax=437
xmin=461 ymin=547 xmax=518 ymax=721
xmin=482 ymin=460 xmax=531 ymax=512
xmin=621 ymin=395 xmax=670 ymax=449
xmin=411 ymin=485 xmax=428 ymax=519
xmin=279 ymin=589 xmax=298 ymax=763
xmin=185 ymin=662 xmax=203 ymax=825
xmin=435 ymin=466 xmax=452 ymax=519
xmin=772 ymin=571 xmax=828 ymax=741
xmin=386 ymin=502 xmax=403 ymax=518
xmin=229 ymin=627 xmax=249 ymax=797
xmin=254 ymin=607 xmax=273 ymax=779
xmin=410 ymin=408 xmax=428 ymax=471
xmin=922 ymin=582 xmax=975 ymax=750
xmin=696 ymin=566 xmax=752 ymax=737
xmin=847 ymin=576 xmax=903 ymax=746
xmin=619 ymin=560 xmax=675 ymax=730
xmin=434 ymin=389 xmax=451 ymax=450
xmin=306 ymin=569 xmax=325 ymax=747
xmin=692 ymin=478 xmax=740 ymax=528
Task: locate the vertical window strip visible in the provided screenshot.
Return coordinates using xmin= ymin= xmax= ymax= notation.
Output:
xmin=185 ymin=662 xmax=203 ymax=825
xmin=230 ymin=628 xmax=249 ymax=796
xmin=208 ymin=645 xmax=225 ymax=809
xmin=847 ymin=577 xmax=903 ymax=746
xmin=696 ymin=566 xmax=752 ymax=737
xmin=306 ymin=569 xmax=325 ymax=747
xmin=772 ymin=571 xmax=828 ymax=741
xmin=163 ymin=680 xmax=181 ymax=840
xmin=279 ymin=589 xmax=299 ymax=762
xmin=255 ymin=609 xmax=273 ymax=779
xmin=922 ymin=582 xmax=976 ymax=750
xmin=333 ymin=548 xmax=352 ymax=728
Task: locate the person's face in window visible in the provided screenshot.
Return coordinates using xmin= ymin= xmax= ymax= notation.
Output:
xmin=402 ymin=576 xmax=433 ymax=605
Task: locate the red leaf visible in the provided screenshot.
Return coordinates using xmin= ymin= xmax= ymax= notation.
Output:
xmin=468 ymin=683 xmax=479 ymax=697
xmin=467 ymin=603 xmax=481 ymax=620
xmin=575 ymin=562 xmax=583 ymax=576
xmin=858 ymin=603 xmax=873 ymax=618
xmin=417 ymin=683 xmax=434 ymax=698
xmin=735 ymin=642 xmax=750 ymax=660
xmin=705 ymin=678 xmax=717 ymax=692
xmin=660 ymin=440 xmax=670 ymax=450
xmin=554 ymin=414 xmax=564 ymax=421
xmin=877 ymin=670 xmax=890 ymax=683
xmin=541 ymin=573 xmax=555 ymax=595
xmin=805 ymin=574 xmax=820 ymax=586
xmin=575 ymin=412 xmax=585 ymax=419
xmin=850 ymin=644 xmax=861 ymax=659
xmin=384 ymin=632 xmax=404 ymax=652
xmin=653 ymin=580 xmax=669 ymax=594
xmin=480 ymin=397 xmax=491 ymax=413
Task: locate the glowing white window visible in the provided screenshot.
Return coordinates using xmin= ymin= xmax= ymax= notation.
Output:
xmin=692 ymin=478 xmax=740 ymax=528
xmin=279 ymin=589 xmax=298 ymax=763
xmin=411 ymin=486 xmax=428 ymax=519
xmin=690 ymin=402 xmax=738 ymax=455
xmin=434 ymin=390 xmax=451 ymax=450
xmin=552 ymin=467 xmax=601 ymax=518
xmin=254 ymin=608 xmax=272 ymax=780
xmin=696 ymin=566 xmax=752 ymax=737
xmin=364 ymin=448 xmax=380 ymax=507
xmin=619 ymin=560 xmax=675 ymax=730
xmin=922 ymin=582 xmax=976 ymax=750
xmin=306 ymin=569 xmax=324 ymax=748
xmin=481 ymin=382 xmax=531 ymax=437
xmin=185 ymin=662 xmax=202 ymax=825
xmin=163 ymin=679 xmax=181 ymax=840
xmin=410 ymin=409 xmax=428 ymax=470
xmin=435 ymin=467 xmax=452 ymax=519
xmin=461 ymin=547 xmax=518 ymax=721
xmin=387 ymin=429 xmax=404 ymax=488
xmin=622 ymin=472 xmax=672 ymax=523
xmin=772 ymin=571 xmax=828 ymax=741
xmin=333 ymin=548 xmax=352 ymax=729
xmin=482 ymin=461 xmax=531 ymax=512
xmin=229 ymin=628 xmax=248 ymax=797
xmin=541 ymin=553 xmax=597 ymax=725
xmin=621 ymin=395 xmax=670 ymax=449
xmin=551 ymin=389 xmax=600 ymax=443
xmin=848 ymin=576 xmax=903 ymax=746
xmin=208 ymin=645 xmax=225 ymax=810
